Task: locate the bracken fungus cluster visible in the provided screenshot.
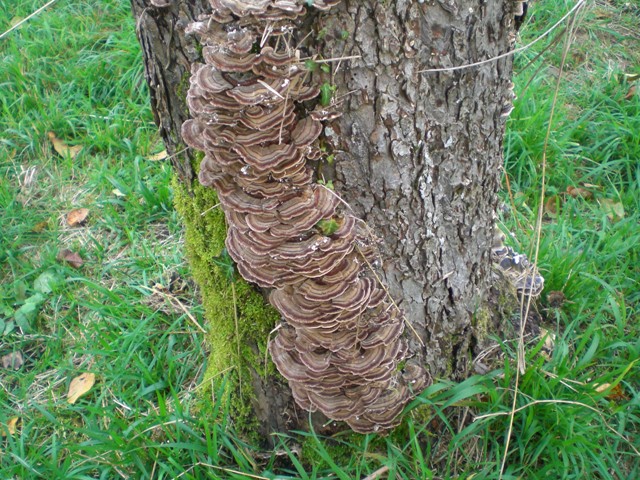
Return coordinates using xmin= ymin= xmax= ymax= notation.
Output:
xmin=181 ymin=0 xmax=427 ymax=433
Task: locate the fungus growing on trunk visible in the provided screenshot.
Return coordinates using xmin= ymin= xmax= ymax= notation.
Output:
xmin=181 ymin=0 xmax=427 ymax=433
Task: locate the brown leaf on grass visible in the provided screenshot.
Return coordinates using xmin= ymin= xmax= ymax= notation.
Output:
xmin=594 ymin=383 xmax=629 ymax=402
xmin=57 ymin=249 xmax=84 ymax=268
xmin=67 ymin=372 xmax=96 ymax=404
xmin=625 ymin=85 xmax=637 ymax=100
xmin=66 ymin=208 xmax=90 ymax=227
xmin=147 ymin=150 xmax=168 ymax=161
xmin=605 ymin=384 xmax=628 ymax=401
xmin=566 ymin=185 xmax=593 ymax=199
xmin=1 ymin=417 xmax=19 ymax=436
xmin=544 ymin=195 xmax=559 ymax=216
xmin=599 ymin=198 xmax=625 ymax=222
xmin=47 ymin=132 xmax=83 ymax=159
xmin=1 ymin=351 xmax=24 ymax=370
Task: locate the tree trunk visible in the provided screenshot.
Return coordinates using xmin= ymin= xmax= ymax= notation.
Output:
xmin=319 ymin=1 xmax=516 ymax=379
xmin=131 ymin=0 xmax=519 ymax=441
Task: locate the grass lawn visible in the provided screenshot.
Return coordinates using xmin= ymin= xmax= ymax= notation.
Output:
xmin=1 ymin=0 xmax=639 ymax=478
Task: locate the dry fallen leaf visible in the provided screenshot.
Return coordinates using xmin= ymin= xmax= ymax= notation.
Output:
xmin=594 ymin=382 xmax=628 ymax=401
xmin=566 ymin=185 xmax=593 ymax=199
xmin=599 ymin=198 xmax=625 ymax=222
xmin=67 ymin=372 xmax=96 ymax=404
xmin=57 ymin=249 xmax=84 ymax=269
xmin=147 ymin=150 xmax=168 ymax=161
xmin=544 ymin=195 xmax=559 ymax=216
xmin=625 ymin=85 xmax=637 ymax=101
xmin=1 ymin=351 xmax=24 ymax=370
xmin=66 ymin=208 xmax=90 ymax=227
xmin=1 ymin=417 xmax=19 ymax=436
xmin=605 ymin=384 xmax=628 ymax=401
xmin=47 ymin=132 xmax=83 ymax=159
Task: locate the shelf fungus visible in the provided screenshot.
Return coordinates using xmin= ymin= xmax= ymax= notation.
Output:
xmin=492 ymin=230 xmax=544 ymax=297
xmin=182 ymin=0 xmax=427 ymax=433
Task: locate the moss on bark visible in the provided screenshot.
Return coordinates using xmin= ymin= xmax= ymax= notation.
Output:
xmin=172 ymin=175 xmax=280 ymax=439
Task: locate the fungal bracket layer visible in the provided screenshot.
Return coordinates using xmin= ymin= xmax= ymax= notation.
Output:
xmin=182 ymin=0 xmax=427 ymax=433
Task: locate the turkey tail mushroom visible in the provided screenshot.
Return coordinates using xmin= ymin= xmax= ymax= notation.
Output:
xmin=182 ymin=0 xmax=428 ymax=434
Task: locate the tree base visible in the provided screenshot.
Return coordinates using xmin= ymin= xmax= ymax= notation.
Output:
xmin=174 ymin=171 xmax=539 ymax=445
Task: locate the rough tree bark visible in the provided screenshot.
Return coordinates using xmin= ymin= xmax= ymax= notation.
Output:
xmin=130 ymin=0 xmax=519 ymax=439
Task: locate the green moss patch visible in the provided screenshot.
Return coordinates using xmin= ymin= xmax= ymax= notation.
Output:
xmin=173 ymin=176 xmax=280 ymax=438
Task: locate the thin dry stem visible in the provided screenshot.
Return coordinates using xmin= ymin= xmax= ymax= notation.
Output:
xmin=264 ymin=324 xmax=282 ymax=378
xmin=477 ymin=398 xmax=640 ymax=457
xmin=278 ymin=89 xmax=290 ymax=145
xmin=362 ymin=466 xmax=390 ymax=480
xmin=256 ymin=79 xmax=285 ymax=100
xmin=129 ymin=420 xmax=179 ymax=442
xmin=178 ymin=464 xmax=269 ymax=480
xmin=418 ymin=0 xmax=586 ymax=74
xmin=0 ymin=0 xmax=58 ymax=40
xmin=200 ymin=202 xmax=220 ymax=216
xmin=502 ymin=170 xmax=522 ymax=232
xmin=143 ymin=286 xmax=207 ymax=333
xmin=195 ymin=365 xmax=235 ymax=391
xmin=298 ymin=54 xmax=361 ymax=64
xmin=259 ymin=21 xmax=273 ymax=48
xmin=498 ymin=4 xmax=585 ymax=478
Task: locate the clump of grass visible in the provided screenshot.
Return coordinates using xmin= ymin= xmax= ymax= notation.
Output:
xmin=0 ymin=1 xmax=227 ymax=477
xmin=499 ymin=0 xmax=640 ymax=477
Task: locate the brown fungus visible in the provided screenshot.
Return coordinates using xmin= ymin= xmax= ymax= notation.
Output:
xmin=182 ymin=0 xmax=428 ymax=434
